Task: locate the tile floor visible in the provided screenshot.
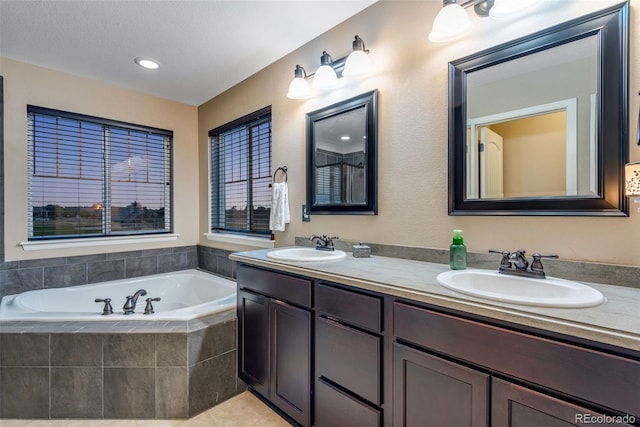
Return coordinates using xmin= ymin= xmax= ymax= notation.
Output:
xmin=0 ymin=391 xmax=291 ymax=427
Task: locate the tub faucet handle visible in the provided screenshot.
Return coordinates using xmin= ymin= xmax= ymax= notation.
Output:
xmin=144 ymin=297 xmax=161 ymax=315
xmin=95 ymin=298 xmax=114 ymax=315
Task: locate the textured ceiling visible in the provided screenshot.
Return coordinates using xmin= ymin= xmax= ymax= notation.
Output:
xmin=0 ymin=0 xmax=377 ymax=106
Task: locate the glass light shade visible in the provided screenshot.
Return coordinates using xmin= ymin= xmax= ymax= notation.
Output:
xmin=625 ymin=162 xmax=640 ymax=196
xmin=343 ymin=50 xmax=372 ymax=77
xmin=428 ymin=3 xmax=471 ymax=43
xmin=490 ymin=0 xmax=537 ymax=18
xmin=313 ymin=64 xmax=338 ymax=89
xmin=287 ymin=77 xmax=311 ymax=99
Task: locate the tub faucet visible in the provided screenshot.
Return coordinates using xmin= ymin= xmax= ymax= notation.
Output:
xmin=123 ymin=289 xmax=147 ymax=314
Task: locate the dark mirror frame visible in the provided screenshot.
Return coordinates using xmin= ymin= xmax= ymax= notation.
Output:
xmin=449 ymin=2 xmax=628 ymax=216
xmin=306 ymin=89 xmax=378 ymax=215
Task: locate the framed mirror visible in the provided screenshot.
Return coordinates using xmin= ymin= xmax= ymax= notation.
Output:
xmin=449 ymin=3 xmax=628 ymax=216
xmin=307 ymin=90 xmax=378 ymax=215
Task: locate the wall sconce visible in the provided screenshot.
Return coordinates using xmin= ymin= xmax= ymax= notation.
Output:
xmin=429 ymin=0 xmax=537 ymax=43
xmin=286 ymin=35 xmax=372 ymax=99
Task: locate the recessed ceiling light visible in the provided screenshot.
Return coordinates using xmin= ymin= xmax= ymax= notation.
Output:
xmin=134 ymin=57 xmax=160 ymax=70
xmin=340 ymin=136 xmax=351 ymax=140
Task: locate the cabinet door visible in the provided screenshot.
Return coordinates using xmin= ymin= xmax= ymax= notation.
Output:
xmin=492 ymin=378 xmax=634 ymax=427
xmin=393 ymin=343 xmax=489 ymax=427
xmin=270 ymin=299 xmax=311 ymax=427
xmin=237 ymin=289 xmax=270 ymax=398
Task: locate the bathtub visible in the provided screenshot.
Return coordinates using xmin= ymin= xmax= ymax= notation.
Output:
xmin=0 ymin=269 xmax=237 ymax=321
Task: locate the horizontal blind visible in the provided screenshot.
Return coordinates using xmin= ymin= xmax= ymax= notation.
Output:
xmin=27 ymin=107 xmax=172 ymax=240
xmin=316 ymin=164 xmax=342 ymax=204
xmin=210 ymin=108 xmax=271 ymax=234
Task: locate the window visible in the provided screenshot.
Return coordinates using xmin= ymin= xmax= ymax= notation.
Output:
xmin=27 ymin=106 xmax=172 ymax=240
xmin=209 ymin=107 xmax=271 ymax=235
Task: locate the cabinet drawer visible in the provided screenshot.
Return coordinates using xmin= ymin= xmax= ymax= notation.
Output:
xmin=394 ymin=301 xmax=640 ymax=418
xmin=316 ymin=283 xmax=382 ymax=332
xmin=316 ymin=316 xmax=381 ymax=405
xmin=237 ymin=264 xmax=311 ymax=308
xmin=315 ymin=378 xmax=381 ymax=427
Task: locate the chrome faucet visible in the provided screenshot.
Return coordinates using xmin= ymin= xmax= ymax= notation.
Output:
xmin=123 ymin=289 xmax=148 ymax=314
xmin=309 ymin=234 xmax=338 ymax=251
xmin=489 ymin=249 xmax=558 ymax=279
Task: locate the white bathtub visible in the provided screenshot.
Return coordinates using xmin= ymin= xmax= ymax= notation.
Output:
xmin=0 ymin=269 xmax=237 ymax=321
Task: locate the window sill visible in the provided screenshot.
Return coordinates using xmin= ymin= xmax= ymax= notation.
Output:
xmin=20 ymin=233 xmax=180 ymax=251
xmin=204 ymin=233 xmax=275 ymax=249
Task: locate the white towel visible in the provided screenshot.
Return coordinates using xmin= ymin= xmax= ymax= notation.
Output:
xmin=269 ymin=182 xmax=290 ymax=232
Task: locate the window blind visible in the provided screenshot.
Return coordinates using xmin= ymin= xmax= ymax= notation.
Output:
xmin=27 ymin=106 xmax=172 ymax=240
xmin=210 ymin=107 xmax=271 ymax=234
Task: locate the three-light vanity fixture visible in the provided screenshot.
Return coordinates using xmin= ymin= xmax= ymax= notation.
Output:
xmin=429 ymin=0 xmax=538 ymax=42
xmin=286 ymin=35 xmax=372 ymax=99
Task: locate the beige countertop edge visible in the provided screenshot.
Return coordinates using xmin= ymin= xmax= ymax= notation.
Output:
xmin=230 ymin=252 xmax=640 ymax=353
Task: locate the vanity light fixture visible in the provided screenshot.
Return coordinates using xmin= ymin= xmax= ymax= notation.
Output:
xmin=286 ymin=35 xmax=372 ymax=99
xmin=429 ymin=0 xmax=537 ymax=43
xmin=134 ymin=57 xmax=160 ymax=70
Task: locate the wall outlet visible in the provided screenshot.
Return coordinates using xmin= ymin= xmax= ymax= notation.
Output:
xmin=302 ymin=204 xmax=310 ymax=222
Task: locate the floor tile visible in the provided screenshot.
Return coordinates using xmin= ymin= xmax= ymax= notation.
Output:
xmin=0 ymin=391 xmax=288 ymax=427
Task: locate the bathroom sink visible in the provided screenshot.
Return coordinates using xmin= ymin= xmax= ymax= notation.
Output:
xmin=266 ymin=247 xmax=347 ymax=262
xmin=436 ymin=269 xmax=604 ymax=308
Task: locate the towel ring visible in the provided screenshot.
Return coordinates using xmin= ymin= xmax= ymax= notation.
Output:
xmin=270 ymin=166 xmax=288 ymax=187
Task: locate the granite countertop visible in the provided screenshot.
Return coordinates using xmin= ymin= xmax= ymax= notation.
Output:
xmin=231 ymin=248 xmax=640 ymax=353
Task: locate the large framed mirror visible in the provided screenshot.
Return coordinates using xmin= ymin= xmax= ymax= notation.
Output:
xmin=307 ymin=90 xmax=378 ymax=215
xmin=449 ymin=3 xmax=628 ymax=216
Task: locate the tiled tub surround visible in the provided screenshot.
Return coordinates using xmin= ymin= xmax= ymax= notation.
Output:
xmin=0 ymin=245 xmax=199 ymax=298
xmin=0 ymin=245 xmax=243 ymax=420
xmin=0 ymin=310 xmax=243 ymax=419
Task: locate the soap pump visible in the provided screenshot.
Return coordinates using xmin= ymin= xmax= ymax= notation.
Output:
xmin=449 ymin=229 xmax=467 ymax=270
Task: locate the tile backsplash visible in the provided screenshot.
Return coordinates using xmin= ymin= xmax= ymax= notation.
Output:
xmin=0 ymin=246 xmax=199 ymax=298
xmin=295 ymin=237 xmax=640 ymax=290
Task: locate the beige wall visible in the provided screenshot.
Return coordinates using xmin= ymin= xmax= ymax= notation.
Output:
xmin=492 ymin=113 xmax=567 ymax=198
xmin=1 ymin=58 xmax=199 ymax=261
xmin=199 ymin=0 xmax=640 ymax=266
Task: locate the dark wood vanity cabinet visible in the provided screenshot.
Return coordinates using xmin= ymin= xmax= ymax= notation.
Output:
xmin=237 ymin=261 xmax=639 ymax=427
xmin=315 ymin=283 xmax=383 ymax=427
xmin=393 ymin=301 xmax=640 ymax=427
xmin=237 ymin=265 xmax=312 ymax=427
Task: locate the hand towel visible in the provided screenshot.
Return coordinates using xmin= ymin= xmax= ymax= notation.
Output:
xmin=269 ymin=182 xmax=290 ymax=232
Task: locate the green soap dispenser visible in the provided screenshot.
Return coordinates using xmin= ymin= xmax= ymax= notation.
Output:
xmin=449 ymin=229 xmax=467 ymax=270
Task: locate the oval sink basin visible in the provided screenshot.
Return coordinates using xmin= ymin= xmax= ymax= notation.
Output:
xmin=437 ymin=269 xmax=604 ymax=308
xmin=267 ymin=247 xmax=347 ymax=262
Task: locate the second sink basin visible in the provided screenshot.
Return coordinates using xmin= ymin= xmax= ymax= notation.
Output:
xmin=267 ymin=247 xmax=347 ymax=262
xmin=437 ymin=269 xmax=604 ymax=308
